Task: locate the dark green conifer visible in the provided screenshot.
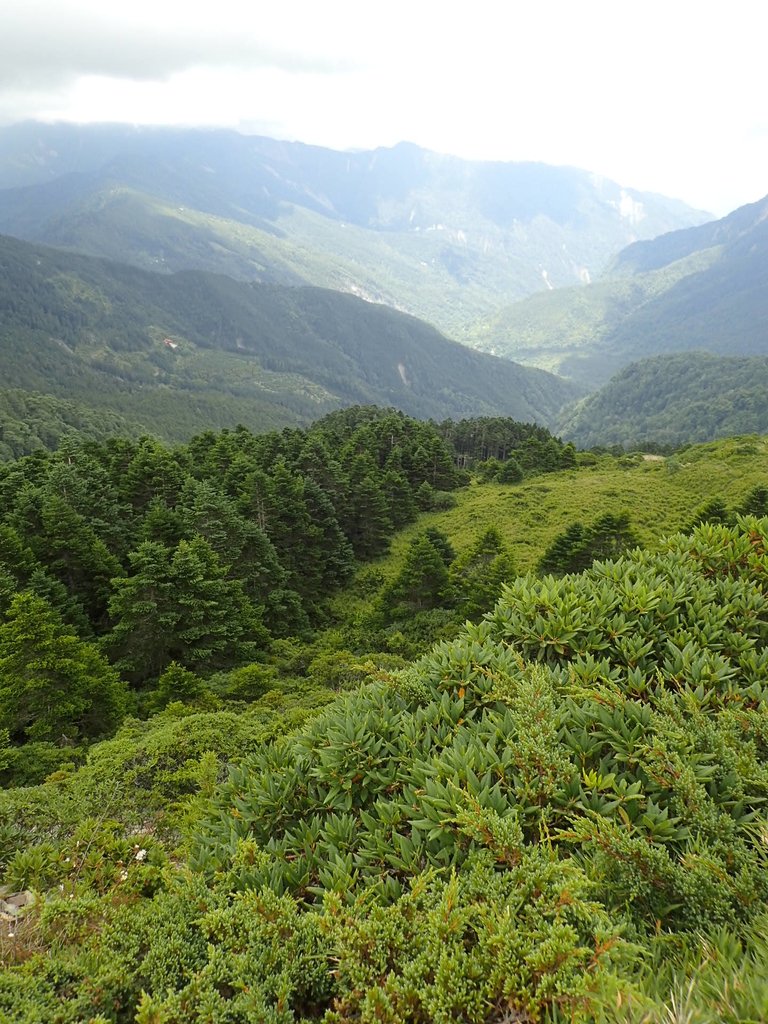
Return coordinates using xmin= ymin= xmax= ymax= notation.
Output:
xmin=108 ymin=538 xmax=265 ymax=684
xmin=0 ymin=593 xmax=126 ymax=742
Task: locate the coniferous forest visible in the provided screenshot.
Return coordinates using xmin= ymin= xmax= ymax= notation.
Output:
xmin=1 ymin=399 xmax=768 ymax=1022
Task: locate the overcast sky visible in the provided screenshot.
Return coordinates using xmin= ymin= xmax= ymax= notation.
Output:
xmin=0 ymin=0 xmax=763 ymax=215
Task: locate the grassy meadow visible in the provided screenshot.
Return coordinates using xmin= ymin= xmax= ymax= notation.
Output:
xmin=374 ymin=434 xmax=768 ymax=578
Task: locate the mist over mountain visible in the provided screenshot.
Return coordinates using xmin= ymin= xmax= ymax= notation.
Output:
xmin=0 ymin=123 xmax=708 ymax=338
xmin=3 ymin=121 xmax=765 ymax=452
xmin=472 ymin=193 xmax=768 ymax=388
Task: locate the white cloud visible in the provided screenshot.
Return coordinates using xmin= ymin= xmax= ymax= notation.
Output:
xmin=0 ymin=0 xmax=765 ymax=214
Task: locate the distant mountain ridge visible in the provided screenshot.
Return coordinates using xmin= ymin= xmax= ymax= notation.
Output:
xmin=0 ymin=232 xmax=581 ymax=445
xmin=472 ymin=193 xmax=768 ymax=387
xmin=0 ymin=122 xmax=709 ymax=337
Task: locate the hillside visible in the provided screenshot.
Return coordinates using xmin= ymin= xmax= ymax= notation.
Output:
xmin=558 ymin=352 xmax=768 ymax=449
xmin=3 ymin=422 xmax=768 ymax=1021
xmin=0 ymin=123 xmax=708 ymax=337
xmin=371 ymin=433 xmax=768 ymax=577
xmin=471 ymin=194 xmax=768 ymax=388
xmin=0 ymin=233 xmax=580 ymax=441
xmin=0 ymin=387 xmax=145 ymax=460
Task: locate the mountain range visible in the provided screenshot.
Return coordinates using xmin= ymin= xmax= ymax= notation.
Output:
xmin=0 ymin=231 xmax=581 ymax=449
xmin=472 ymin=193 xmax=768 ymax=389
xmin=0 ymin=122 xmax=707 ymax=339
xmin=1 ymin=121 xmax=766 ymax=451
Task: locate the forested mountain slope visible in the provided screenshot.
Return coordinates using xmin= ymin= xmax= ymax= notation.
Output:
xmin=559 ymin=352 xmax=768 ymax=448
xmin=0 ymin=387 xmax=145 ymax=460
xmin=0 ymin=122 xmax=707 ymax=336
xmin=472 ymin=193 xmax=768 ymax=387
xmin=0 ymin=233 xmax=580 ymax=441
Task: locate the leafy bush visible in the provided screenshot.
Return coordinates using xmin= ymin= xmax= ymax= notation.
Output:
xmin=4 ymin=516 xmax=768 ymax=1021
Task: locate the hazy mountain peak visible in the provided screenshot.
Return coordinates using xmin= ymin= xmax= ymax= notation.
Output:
xmin=0 ymin=122 xmax=710 ymax=337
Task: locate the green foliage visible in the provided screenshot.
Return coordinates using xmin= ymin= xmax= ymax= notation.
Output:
xmin=187 ymin=520 xmax=765 ymax=926
xmin=321 ymin=854 xmax=618 ymax=1024
xmin=107 ymin=537 xmax=266 ymax=683
xmin=0 ymin=231 xmax=579 ymax=444
xmin=438 ymin=415 xmax=573 ymax=479
xmin=738 ymin=484 xmax=768 ymax=517
xmin=0 ymin=387 xmax=143 ymax=459
xmin=0 ymin=593 xmax=127 ymax=745
xmin=151 ymin=662 xmax=205 ymax=709
xmin=562 ymin=353 xmax=768 ymax=448
xmin=538 ymin=511 xmax=640 ymax=575
xmin=448 ymin=526 xmax=517 ymax=619
xmin=378 ymin=532 xmax=451 ymax=619
xmin=4 ymin=416 xmax=768 ymax=1023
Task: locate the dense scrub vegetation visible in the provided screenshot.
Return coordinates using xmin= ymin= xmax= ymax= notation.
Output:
xmin=3 ymin=511 xmax=768 ymax=1021
xmin=2 ymin=413 xmax=768 ymax=1022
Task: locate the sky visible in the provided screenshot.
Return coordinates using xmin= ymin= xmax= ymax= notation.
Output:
xmin=0 ymin=0 xmax=764 ymax=216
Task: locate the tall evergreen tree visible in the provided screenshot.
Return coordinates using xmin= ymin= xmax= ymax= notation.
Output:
xmin=379 ymin=532 xmax=451 ymax=619
xmin=0 ymin=593 xmax=126 ymax=743
xmin=108 ymin=538 xmax=265 ymax=684
xmin=448 ymin=527 xmax=517 ymax=619
xmin=120 ymin=437 xmax=188 ymax=511
xmin=538 ymin=513 xmax=639 ymax=576
xmin=380 ymin=468 xmax=418 ymax=529
xmin=30 ymin=491 xmax=121 ymax=627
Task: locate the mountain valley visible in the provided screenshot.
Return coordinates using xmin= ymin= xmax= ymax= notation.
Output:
xmin=3 ymin=116 xmax=768 ymax=1024
xmin=0 ymin=231 xmax=583 ymax=449
xmin=472 ymin=193 xmax=768 ymax=389
xmin=0 ymin=122 xmax=708 ymax=338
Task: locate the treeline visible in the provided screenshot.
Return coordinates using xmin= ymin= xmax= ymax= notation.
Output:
xmin=0 ymin=408 xmax=572 ymax=779
xmin=435 ymin=415 xmax=576 ymax=472
xmin=0 ymin=406 xmax=453 ymax=658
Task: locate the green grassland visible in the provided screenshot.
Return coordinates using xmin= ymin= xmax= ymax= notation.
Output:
xmin=372 ymin=435 xmax=768 ymax=578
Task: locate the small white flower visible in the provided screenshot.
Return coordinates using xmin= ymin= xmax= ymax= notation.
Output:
xmin=135 ymin=849 xmax=148 ymax=862
xmin=119 ymin=870 xmax=129 ymax=881
xmin=7 ymin=932 xmax=13 ymax=939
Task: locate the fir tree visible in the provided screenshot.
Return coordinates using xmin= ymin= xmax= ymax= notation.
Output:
xmin=108 ymin=538 xmax=266 ymax=684
xmin=0 ymin=593 xmax=126 ymax=742
xmin=449 ymin=526 xmax=517 ymax=619
xmin=380 ymin=532 xmax=451 ymax=618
